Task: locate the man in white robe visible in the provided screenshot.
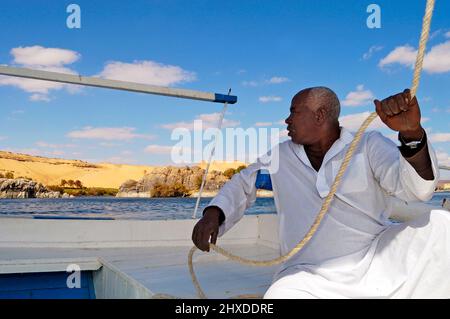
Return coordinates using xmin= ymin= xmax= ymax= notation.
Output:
xmin=192 ymin=87 xmax=450 ymax=298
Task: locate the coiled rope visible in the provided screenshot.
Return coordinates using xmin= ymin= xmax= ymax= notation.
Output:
xmin=164 ymin=0 xmax=436 ymax=299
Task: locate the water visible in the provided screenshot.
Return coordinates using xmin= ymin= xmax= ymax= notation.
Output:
xmin=0 ymin=192 xmax=448 ymax=220
xmin=0 ymin=197 xmax=277 ymax=220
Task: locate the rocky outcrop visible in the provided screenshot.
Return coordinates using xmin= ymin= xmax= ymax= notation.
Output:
xmin=116 ymin=166 xmax=229 ymax=198
xmin=0 ymin=178 xmax=64 ymax=199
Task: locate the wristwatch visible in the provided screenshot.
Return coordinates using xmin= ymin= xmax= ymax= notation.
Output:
xmin=399 ymin=129 xmax=425 ymax=149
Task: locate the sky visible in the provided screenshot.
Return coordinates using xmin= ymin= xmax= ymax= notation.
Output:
xmin=0 ymin=0 xmax=449 ymax=177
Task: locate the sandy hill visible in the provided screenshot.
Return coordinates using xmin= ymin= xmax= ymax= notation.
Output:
xmin=198 ymin=160 xmax=246 ymax=172
xmin=0 ymin=151 xmax=245 ymax=188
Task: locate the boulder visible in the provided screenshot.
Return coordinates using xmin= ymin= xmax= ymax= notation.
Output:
xmin=116 ymin=166 xmax=231 ymax=198
xmin=0 ymin=178 xmax=62 ymax=199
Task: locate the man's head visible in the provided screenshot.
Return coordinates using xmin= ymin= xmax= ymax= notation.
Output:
xmin=285 ymin=86 xmax=341 ymax=145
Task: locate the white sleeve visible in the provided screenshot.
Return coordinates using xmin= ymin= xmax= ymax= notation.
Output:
xmin=208 ymin=162 xmax=262 ymax=237
xmin=367 ymin=131 xmax=440 ymax=202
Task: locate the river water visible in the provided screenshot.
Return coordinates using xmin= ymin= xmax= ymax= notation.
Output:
xmin=0 ymin=192 xmax=448 ymax=220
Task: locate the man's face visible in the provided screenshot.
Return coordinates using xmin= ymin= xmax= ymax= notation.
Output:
xmin=284 ymin=92 xmax=318 ymax=145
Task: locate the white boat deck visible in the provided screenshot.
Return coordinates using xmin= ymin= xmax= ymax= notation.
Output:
xmin=0 ymin=215 xmax=281 ymax=298
xmin=0 ymin=244 xmax=279 ymax=298
xmin=0 ymin=199 xmax=444 ymax=299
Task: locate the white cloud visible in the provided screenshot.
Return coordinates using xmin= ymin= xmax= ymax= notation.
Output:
xmin=35 ymin=141 xmax=76 ymax=148
xmin=362 ymin=45 xmax=383 ymax=60
xmin=121 ymin=150 xmax=133 ymax=156
xmin=0 ymin=46 xmax=81 ymax=101
xmin=379 ymin=40 xmax=450 ymax=74
xmin=422 ymin=41 xmax=450 ymax=73
xmin=49 ymin=150 xmax=65 ymax=156
xmin=10 ymin=46 xmax=80 ymax=66
xmin=254 ymin=122 xmax=273 ymax=127
xmin=279 ymin=129 xmax=289 ymax=138
xmin=144 ymin=144 xmax=174 ymax=154
xmin=0 ymin=136 xmax=7 ymax=141
xmin=339 ymin=111 xmax=384 ymax=131
xmin=339 ymin=112 xmax=428 ymax=131
xmin=259 ymin=96 xmax=282 ymax=103
xmin=342 ymin=85 xmax=375 ymax=107
xmin=446 ymin=31 xmax=450 ymax=38
xmin=429 ymin=29 xmax=442 ymax=39
xmin=379 ymin=45 xmax=417 ymax=69
xmin=29 ymin=93 xmax=52 ymax=102
xmin=161 ymin=112 xmax=240 ymax=130
xmin=99 ymin=142 xmax=122 ymax=148
xmin=242 ymin=80 xmax=259 ymax=87
xmin=430 ymin=133 xmax=450 ymax=143
xmin=420 ymin=96 xmax=432 ymax=103
xmin=242 ymin=76 xmax=289 ymax=87
xmin=4 ymin=147 xmax=65 ymax=157
xmin=267 ymin=76 xmax=289 ymax=84
xmin=96 ymin=150 xmax=137 ymax=164
xmin=67 ymin=127 xmax=155 ymax=141
xmin=102 ymin=156 xmax=137 ymax=164
xmin=436 ymin=151 xmax=450 ymax=167
xmin=98 ymin=60 xmax=196 ymax=86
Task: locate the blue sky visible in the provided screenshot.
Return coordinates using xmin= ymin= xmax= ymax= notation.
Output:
xmin=0 ymin=0 xmax=449 ymax=177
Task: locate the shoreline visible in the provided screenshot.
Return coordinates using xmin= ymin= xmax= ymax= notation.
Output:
xmin=2 ymin=190 xmax=449 ymax=199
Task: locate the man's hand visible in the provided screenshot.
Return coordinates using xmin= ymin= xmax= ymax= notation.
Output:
xmin=374 ymin=89 xmax=423 ymax=140
xmin=192 ymin=207 xmax=222 ymax=252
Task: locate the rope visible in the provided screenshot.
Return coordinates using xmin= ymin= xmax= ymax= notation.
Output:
xmin=149 ymin=0 xmax=436 ymax=299
xmin=192 ymin=89 xmax=231 ymax=219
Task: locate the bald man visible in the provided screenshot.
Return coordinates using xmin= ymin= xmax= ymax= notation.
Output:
xmin=192 ymin=87 xmax=449 ymax=298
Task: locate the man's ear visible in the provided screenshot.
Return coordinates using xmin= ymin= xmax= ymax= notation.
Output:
xmin=315 ymin=106 xmax=327 ymax=124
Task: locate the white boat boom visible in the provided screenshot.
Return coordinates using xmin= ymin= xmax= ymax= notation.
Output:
xmin=0 ymin=65 xmax=237 ymax=104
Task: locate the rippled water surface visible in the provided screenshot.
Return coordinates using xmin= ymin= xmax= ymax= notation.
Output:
xmin=0 ymin=192 xmax=448 ymax=220
xmin=0 ymin=197 xmax=276 ymax=220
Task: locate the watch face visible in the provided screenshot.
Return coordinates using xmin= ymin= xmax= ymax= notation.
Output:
xmin=405 ymin=141 xmax=421 ymax=149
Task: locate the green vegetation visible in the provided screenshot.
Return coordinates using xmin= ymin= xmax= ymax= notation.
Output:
xmin=4 ymin=172 xmax=14 ymax=179
xmin=236 ymin=165 xmax=247 ymax=173
xmin=223 ymin=168 xmax=235 ymax=179
xmin=195 ymin=175 xmax=203 ymax=189
xmin=0 ymin=172 xmax=33 ymax=180
xmin=151 ymin=182 xmax=190 ymax=197
xmin=48 ymin=180 xmax=118 ymax=197
xmin=47 ymin=185 xmax=65 ymax=193
xmin=64 ymin=187 xmax=118 ymax=197
xmin=60 ymin=179 xmax=83 ymax=189
xmin=223 ymin=165 xmax=248 ymax=179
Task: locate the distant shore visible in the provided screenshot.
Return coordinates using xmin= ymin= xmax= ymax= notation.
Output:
xmin=0 ymin=150 xmax=245 ymax=189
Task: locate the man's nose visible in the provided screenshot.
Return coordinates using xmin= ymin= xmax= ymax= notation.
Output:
xmin=285 ymin=116 xmax=291 ymax=125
